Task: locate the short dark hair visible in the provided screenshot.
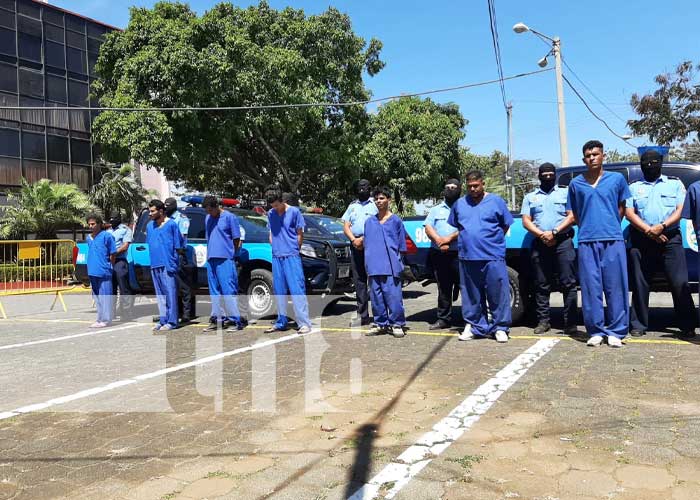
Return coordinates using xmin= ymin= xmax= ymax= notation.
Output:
xmin=465 ymin=170 xmax=483 ymax=182
xmin=372 ymin=185 xmax=392 ymax=199
xmin=582 ymin=140 xmax=604 ymax=154
xmin=148 ymin=199 xmax=165 ymax=211
xmin=265 ymin=187 xmax=283 ymax=204
xmin=202 ymin=195 xmax=219 ymax=209
xmin=282 ymin=192 xmax=299 ymax=207
xmin=86 ymin=213 xmax=103 ymax=225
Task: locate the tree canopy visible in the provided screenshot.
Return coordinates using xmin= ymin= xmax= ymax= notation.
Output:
xmin=92 ymin=1 xmax=384 ymax=199
xmin=89 ymin=164 xmax=147 ymax=221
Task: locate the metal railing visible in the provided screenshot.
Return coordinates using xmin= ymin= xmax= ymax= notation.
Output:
xmin=0 ymin=239 xmax=76 ymax=295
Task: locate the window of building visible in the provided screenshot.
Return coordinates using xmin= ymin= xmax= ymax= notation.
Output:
xmin=69 ymin=109 xmax=89 ymax=132
xmin=49 ymin=162 xmax=71 ymax=183
xmin=73 ymin=165 xmax=90 ymax=190
xmin=0 ymin=8 xmax=15 ymax=29
xmin=88 ymin=51 xmax=98 ymax=76
xmin=87 ymin=23 xmax=106 ymax=39
xmin=43 ymin=9 xmax=64 ymax=27
xmin=68 ymin=79 xmax=87 ymax=105
xmin=70 ymin=138 xmax=90 ymax=164
xmin=0 ymin=127 xmax=20 ymax=157
xmin=0 ymin=156 xmax=21 ymax=186
xmin=47 ymin=134 xmax=69 ymax=162
xmin=17 ymin=14 xmax=41 ymax=36
xmin=20 ymin=96 xmax=45 ymax=126
xmin=21 ymin=130 xmax=46 ymax=160
xmin=66 ymin=47 xmax=86 ymax=74
xmin=0 ymin=92 xmax=19 ymax=123
xmin=44 ymin=24 xmax=63 ymax=43
xmin=0 ymin=26 xmax=16 ymax=56
xmin=18 ymin=66 xmax=43 ymax=98
xmin=45 ymin=40 xmax=65 ymax=68
xmin=17 ymin=1 xmax=40 ymax=19
xmin=66 ymin=30 xmax=84 ymax=49
xmin=65 ymin=16 xmax=85 ymax=34
xmin=18 ymin=32 xmax=42 ymax=62
xmin=0 ymin=62 xmax=17 ymax=92
xmin=23 ymin=158 xmax=47 ymax=183
xmin=46 ymin=73 xmax=67 ymax=103
xmin=46 ymin=104 xmax=69 ymax=130
xmin=87 ymin=36 xmax=102 ymax=53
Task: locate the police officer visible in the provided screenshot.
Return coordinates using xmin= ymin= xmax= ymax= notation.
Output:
xmin=165 ymin=197 xmax=196 ymax=322
xmin=626 ymin=150 xmax=696 ymax=338
xmin=107 ymin=212 xmax=135 ymax=321
xmin=342 ymin=179 xmax=378 ymax=327
xmin=521 ymin=163 xmax=577 ymax=335
xmin=423 ymin=179 xmax=460 ymax=329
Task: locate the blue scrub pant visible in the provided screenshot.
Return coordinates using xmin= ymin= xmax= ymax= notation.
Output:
xmin=151 ymin=267 xmax=178 ymax=328
xmin=368 ymin=275 xmax=406 ymax=327
xmin=578 ymin=241 xmax=629 ymax=339
xmin=459 ymin=259 xmax=511 ymax=337
xmin=90 ymin=276 xmax=113 ymax=324
xmin=272 ymin=255 xmax=311 ymax=329
xmin=207 ymin=257 xmax=243 ymax=325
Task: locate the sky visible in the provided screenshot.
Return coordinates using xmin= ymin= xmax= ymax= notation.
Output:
xmin=52 ymin=0 xmax=700 ymax=166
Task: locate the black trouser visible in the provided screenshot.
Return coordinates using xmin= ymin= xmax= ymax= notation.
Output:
xmin=429 ymin=248 xmax=459 ymax=323
xmin=530 ymin=233 xmax=578 ymax=326
xmin=112 ymin=259 xmax=134 ymax=318
xmin=350 ymin=246 xmax=370 ymax=321
xmin=629 ymin=229 xmax=696 ymax=333
xmin=176 ymin=253 xmax=196 ymax=320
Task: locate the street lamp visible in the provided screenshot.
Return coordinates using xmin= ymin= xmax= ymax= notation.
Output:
xmin=513 ymin=22 xmax=569 ymax=167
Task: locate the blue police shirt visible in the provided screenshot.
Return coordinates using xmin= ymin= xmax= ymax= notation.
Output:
xmin=447 ymin=194 xmax=513 ymax=261
xmin=206 ymin=210 xmax=241 ymax=260
xmin=627 ymin=175 xmax=685 ymax=228
xmin=341 ymin=199 xmax=378 ymax=237
xmin=146 ymin=219 xmax=183 ymax=273
xmin=423 ymin=201 xmax=458 ymax=250
xmin=268 ymin=206 xmax=305 ymax=258
xmin=566 ymin=171 xmax=631 ymax=243
xmin=87 ymin=230 xmax=116 ymax=279
xmin=170 ymin=210 xmax=190 ymax=244
xmin=681 ymin=181 xmax=700 ymax=236
xmin=363 ymin=214 xmax=407 ymax=277
xmin=520 ymin=185 xmax=569 ymax=231
xmin=108 ymin=224 xmax=133 ymax=260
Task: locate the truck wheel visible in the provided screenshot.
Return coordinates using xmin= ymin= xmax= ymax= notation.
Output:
xmin=246 ymin=269 xmax=275 ymax=319
xmin=508 ymin=266 xmax=526 ymax=325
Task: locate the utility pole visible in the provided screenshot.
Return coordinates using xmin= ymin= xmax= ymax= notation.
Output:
xmin=506 ymin=102 xmax=515 ymax=209
xmin=553 ymin=37 xmax=569 ymax=167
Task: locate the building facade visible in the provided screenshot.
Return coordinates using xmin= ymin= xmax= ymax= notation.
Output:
xmin=0 ymin=0 xmax=116 ymax=191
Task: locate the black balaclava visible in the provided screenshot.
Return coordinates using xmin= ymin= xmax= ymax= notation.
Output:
xmin=640 ymin=150 xmax=663 ymax=182
xmin=109 ymin=213 xmax=122 ymax=228
xmin=538 ymin=162 xmax=557 ymax=192
xmin=357 ymin=179 xmax=371 ymax=202
xmin=164 ymin=197 xmax=178 ymax=217
xmin=444 ymin=178 xmax=462 ymax=205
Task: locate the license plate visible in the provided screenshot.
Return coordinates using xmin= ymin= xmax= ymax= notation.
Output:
xmin=338 ymin=265 xmax=350 ymax=279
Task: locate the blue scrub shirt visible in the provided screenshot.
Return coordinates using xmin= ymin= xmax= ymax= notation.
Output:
xmin=424 ymin=201 xmax=458 ymax=250
xmin=147 ymin=219 xmax=184 ymax=273
xmin=447 ymin=194 xmax=513 ymax=261
xmin=268 ymin=206 xmax=305 ymax=258
xmin=363 ymin=214 xmax=407 ymax=277
xmin=341 ymin=199 xmax=378 ymax=237
xmin=681 ymin=180 xmax=700 ymax=236
xmin=520 ymin=185 xmax=568 ymax=231
xmin=87 ymin=230 xmax=116 ymax=278
xmin=566 ymin=171 xmax=631 ymax=242
xmin=206 ymin=210 xmax=241 ymax=260
xmin=627 ymin=175 xmax=685 ymax=228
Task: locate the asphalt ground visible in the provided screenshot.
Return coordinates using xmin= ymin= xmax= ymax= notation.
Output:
xmin=0 ymin=286 xmax=699 ymax=500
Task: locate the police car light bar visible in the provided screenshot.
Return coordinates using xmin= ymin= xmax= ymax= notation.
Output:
xmin=181 ymin=195 xmax=240 ymax=207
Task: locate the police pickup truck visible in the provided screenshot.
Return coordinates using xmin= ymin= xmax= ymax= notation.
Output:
xmin=403 ymin=161 xmax=700 ymax=324
xmin=74 ymin=199 xmax=354 ymax=318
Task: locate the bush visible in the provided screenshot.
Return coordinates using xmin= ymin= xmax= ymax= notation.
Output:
xmin=0 ymin=264 xmax=74 ymax=282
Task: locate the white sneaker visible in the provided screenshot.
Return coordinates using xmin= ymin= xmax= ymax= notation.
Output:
xmin=392 ymin=326 xmax=405 ymax=338
xmin=607 ymin=336 xmax=623 ymax=348
xmin=587 ymin=335 xmax=604 ymax=347
xmin=458 ymin=324 xmax=474 ymax=341
xmin=297 ymin=325 xmax=314 ymax=334
xmin=495 ymin=330 xmax=509 ymax=343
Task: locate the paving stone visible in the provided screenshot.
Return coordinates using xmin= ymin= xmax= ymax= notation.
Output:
xmin=615 ymin=464 xmax=675 ymax=491
xmin=558 ymin=469 xmax=618 ymax=497
xmin=177 ymin=477 xmax=236 ymax=499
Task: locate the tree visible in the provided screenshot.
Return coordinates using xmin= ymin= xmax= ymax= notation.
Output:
xmin=92 ymin=1 xmax=384 ymax=203
xmin=628 ymin=61 xmax=700 ymax=145
xmin=605 ymin=149 xmax=639 ymax=163
xmin=358 ymin=97 xmax=466 ymax=214
xmin=89 ymin=163 xmax=147 ymax=220
xmin=0 ymin=179 xmax=92 ymax=240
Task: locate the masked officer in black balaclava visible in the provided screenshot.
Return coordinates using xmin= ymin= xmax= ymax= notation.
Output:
xmin=342 ymin=179 xmax=379 ymax=327
xmin=423 ymin=179 xmax=462 ymax=329
xmin=107 ymin=212 xmax=134 ymax=320
xmin=625 ymin=150 xmax=696 ymax=338
xmin=164 ymin=197 xmax=196 ymax=323
xmin=521 ymin=163 xmax=578 ymax=335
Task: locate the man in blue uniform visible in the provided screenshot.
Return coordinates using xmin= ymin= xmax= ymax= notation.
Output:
xmin=86 ymin=214 xmax=116 ymax=328
xmin=264 ymin=188 xmax=313 ymax=334
xmin=682 ymin=177 xmax=700 ymax=330
xmin=626 ymin=150 xmax=695 ymax=338
xmin=448 ymin=170 xmax=513 ymax=343
xmin=342 ymin=179 xmax=378 ymax=327
xmin=423 ymin=179 xmax=460 ymax=330
xmin=566 ymin=140 xmax=631 ymax=347
xmin=363 ymin=186 xmax=407 ymax=338
xmin=147 ymin=199 xmax=184 ymax=332
xmin=164 ymin=197 xmax=196 ymax=322
xmin=107 ymin=212 xmax=134 ymax=321
xmin=201 ymin=195 xmax=246 ymax=332
xmin=521 ymin=163 xmax=577 ymax=335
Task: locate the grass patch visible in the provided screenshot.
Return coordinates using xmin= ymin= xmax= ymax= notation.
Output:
xmin=160 ymin=492 xmax=180 ymax=500
xmin=306 ymin=415 xmax=323 ymax=421
xmin=446 ymin=454 xmax=484 ymax=471
xmin=205 ymin=470 xmax=237 ymax=479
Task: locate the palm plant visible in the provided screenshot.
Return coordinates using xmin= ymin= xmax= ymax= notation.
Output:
xmin=0 ymin=178 xmax=92 ymax=240
xmin=89 ymin=163 xmax=147 ymax=220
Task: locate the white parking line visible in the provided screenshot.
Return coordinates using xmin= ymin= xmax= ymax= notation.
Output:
xmin=0 ymin=332 xmax=304 ymax=420
xmin=0 ymin=323 xmax=146 ymax=351
xmin=349 ymin=338 xmax=559 ymax=500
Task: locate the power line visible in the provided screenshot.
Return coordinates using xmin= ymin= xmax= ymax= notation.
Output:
xmin=0 ymin=68 xmax=552 ymax=112
xmin=486 ymin=0 xmax=508 ymax=111
xmin=560 ymin=58 xmax=629 ymax=123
